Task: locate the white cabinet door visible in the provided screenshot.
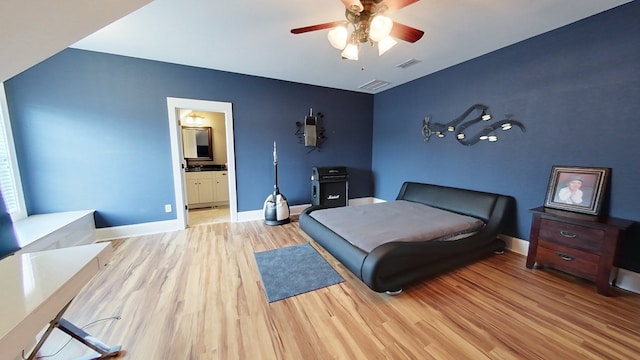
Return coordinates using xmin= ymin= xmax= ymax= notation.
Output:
xmin=214 ymin=172 xmax=229 ymax=203
xmin=185 ymin=173 xmax=200 ymax=205
xmin=198 ymin=176 xmax=215 ymax=203
xmin=185 ymin=172 xmax=215 ymax=206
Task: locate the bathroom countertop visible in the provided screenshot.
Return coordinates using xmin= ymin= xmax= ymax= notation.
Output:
xmin=185 ymin=165 xmax=227 ymax=172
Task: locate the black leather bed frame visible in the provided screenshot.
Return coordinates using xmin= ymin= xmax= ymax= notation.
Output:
xmin=299 ymin=181 xmax=514 ymax=293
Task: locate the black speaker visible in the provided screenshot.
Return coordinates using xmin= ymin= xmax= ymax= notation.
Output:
xmin=313 ymin=181 xmax=348 ymax=207
xmin=311 ymin=167 xmax=349 ymax=207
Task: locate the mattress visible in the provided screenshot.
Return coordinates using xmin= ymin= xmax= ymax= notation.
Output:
xmin=309 ymin=200 xmax=485 ymax=253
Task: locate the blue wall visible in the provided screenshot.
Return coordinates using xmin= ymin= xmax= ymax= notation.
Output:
xmin=372 ymin=2 xmax=640 ymax=270
xmin=4 ymin=50 xmax=374 ymax=227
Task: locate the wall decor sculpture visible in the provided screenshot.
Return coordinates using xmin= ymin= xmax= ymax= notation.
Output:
xmin=422 ymin=104 xmax=525 ymax=145
xmin=296 ymin=109 xmax=327 ymax=151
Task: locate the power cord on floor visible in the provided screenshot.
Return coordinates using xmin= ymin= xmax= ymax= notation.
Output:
xmin=21 ymin=315 xmax=122 ymax=359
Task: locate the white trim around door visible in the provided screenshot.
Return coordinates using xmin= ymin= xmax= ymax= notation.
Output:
xmin=166 ymin=97 xmax=237 ymax=228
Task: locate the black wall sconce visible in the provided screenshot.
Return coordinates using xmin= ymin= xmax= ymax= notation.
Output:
xmin=296 ymin=109 xmax=326 ymax=151
xmin=422 ymin=104 xmax=525 ymax=145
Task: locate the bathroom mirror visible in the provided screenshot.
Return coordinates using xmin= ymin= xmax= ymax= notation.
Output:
xmin=182 ymin=127 xmax=213 ymax=160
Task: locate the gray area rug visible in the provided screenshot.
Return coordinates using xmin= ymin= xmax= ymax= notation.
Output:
xmin=254 ymin=242 xmax=344 ymax=302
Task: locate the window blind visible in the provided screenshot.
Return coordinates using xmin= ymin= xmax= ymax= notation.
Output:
xmin=0 ymin=84 xmax=20 ymax=215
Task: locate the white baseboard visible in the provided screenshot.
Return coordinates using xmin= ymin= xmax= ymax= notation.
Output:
xmin=235 ymin=204 xmax=309 ymax=222
xmin=235 ymin=209 xmax=265 ymax=223
xmin=499 ymin=234 xmax=529 ymax=256
xmin=349 ymin=197 xmax=386 ymax=205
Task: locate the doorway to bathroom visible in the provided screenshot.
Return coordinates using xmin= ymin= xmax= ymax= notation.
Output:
xmin=166 ymin=98 xmax=237 ymax=228
xmin=181 ymin=110 xmax=229 ymax=225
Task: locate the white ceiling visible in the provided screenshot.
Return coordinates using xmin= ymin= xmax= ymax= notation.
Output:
xmin=6 ymin=0 xmax=634 ymax=93
xmin=0 ymin=0 xmax=152 ymax=83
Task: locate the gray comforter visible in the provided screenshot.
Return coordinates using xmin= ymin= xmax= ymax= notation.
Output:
xmin=309 ymin=200 xmax=485 ymax=253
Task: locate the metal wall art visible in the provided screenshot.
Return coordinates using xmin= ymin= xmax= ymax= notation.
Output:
xmin=422 ymin=104 xmax=525 ymax=145
xmin=296 ymin=109 xmax=327 ymax=151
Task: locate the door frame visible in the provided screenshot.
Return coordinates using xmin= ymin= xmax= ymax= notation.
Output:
xmin=166 ymin=97 xmax=237 ymax=227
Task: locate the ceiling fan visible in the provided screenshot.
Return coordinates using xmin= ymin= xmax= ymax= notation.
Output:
xmin=291 ymin=0 xmax=424 ymax=60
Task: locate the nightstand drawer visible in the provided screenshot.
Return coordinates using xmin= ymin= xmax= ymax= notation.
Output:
xmin=539 ymin=218 xmax=604 ymax=252
xmin=537 ymin=240 xmax=599 ymax=278
xmin=527 ymin=207 xmax=632 ymax=296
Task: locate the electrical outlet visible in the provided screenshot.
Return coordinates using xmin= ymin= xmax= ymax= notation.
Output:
xmin=164 ymin=204 xmax=172 ymax=213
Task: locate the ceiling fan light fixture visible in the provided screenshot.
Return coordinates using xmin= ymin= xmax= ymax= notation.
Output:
xmin=343 ymin=0 xmax=364 ymax=13
xmin=291 ymin=0 xmax=423 ymax=60
xmin=328 ymin=24 xmax=348 ymax=49
xmin=342 ymin=42 xmax=359 ymax=60
xmin=377 ymin=36 xmax=397 ymax=56
xmin=369 ymin=15 xmax=393 ymax=42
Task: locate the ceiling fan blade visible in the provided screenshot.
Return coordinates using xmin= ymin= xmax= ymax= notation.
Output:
xmin=291 ymin=21 xmax=345 ymax=34
xmin=390 ymin=22 xmax=424 ymax=43
xmin=377 ymin=0 xmax=419 ymax=12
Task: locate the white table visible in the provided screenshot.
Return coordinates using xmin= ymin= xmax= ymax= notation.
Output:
xmin=0 ymin=243 xmax=121 ymax=359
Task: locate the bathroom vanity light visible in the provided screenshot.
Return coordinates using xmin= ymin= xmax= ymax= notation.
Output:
xmin=182 ymin=112 xmax=205 ymax=125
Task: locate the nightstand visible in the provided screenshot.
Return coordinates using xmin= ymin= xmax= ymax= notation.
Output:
xmin=526 ymin=206 xmax=632 ymax=296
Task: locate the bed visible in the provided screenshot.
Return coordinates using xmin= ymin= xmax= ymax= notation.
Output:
xmin=299 ymin=181 xmax=514 ymax=293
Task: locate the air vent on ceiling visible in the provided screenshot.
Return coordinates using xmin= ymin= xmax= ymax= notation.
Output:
xmin=396 ymin=58 xmax=421 ymax=69
xmin=359 ymin=80 xmax=391 ymax=91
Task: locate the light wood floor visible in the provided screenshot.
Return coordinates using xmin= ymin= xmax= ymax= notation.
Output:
xmin=39 ymin=219 xmax=640 ymax=359
xmin=187 ymin=206 xmax=230 ymax=226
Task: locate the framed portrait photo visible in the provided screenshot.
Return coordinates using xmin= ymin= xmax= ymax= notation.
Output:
xmin=544 ymin=166 xmax=610 ymax=215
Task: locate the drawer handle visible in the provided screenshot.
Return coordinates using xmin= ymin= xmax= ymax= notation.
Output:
xmin=560 ymin=231 xmax=577 ymax=238
xmin=557 ymin=253 xmax=574 ymax=261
